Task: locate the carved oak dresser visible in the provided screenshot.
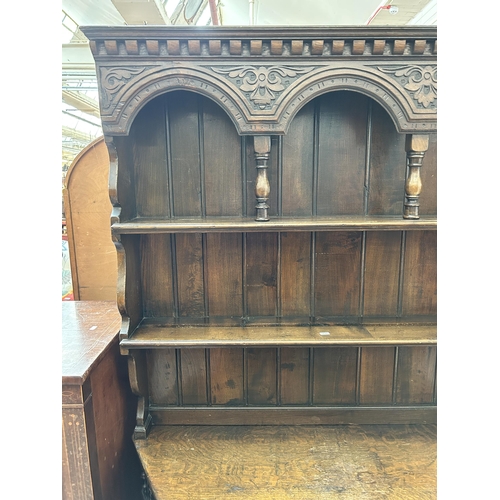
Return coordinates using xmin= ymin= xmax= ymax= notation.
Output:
xmin=82 ymin=25 xmax=437 ymax=498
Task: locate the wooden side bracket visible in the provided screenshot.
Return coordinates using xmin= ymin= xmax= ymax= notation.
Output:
xmin=128 ymin=351 xmax=152 ymax=439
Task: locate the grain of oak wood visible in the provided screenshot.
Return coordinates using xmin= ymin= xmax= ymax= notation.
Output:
xmin=121 ymin=323 xmax=437 ymax=347
xmin=132 ymin=99 xmax=170 ymax=218
xmin=135 ymin=424 xmax=437 ymax=499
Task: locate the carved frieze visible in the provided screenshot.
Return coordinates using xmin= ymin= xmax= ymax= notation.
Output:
xmin=94 ymin=62 xmax=438 ymax=135
xmin=210 ymin=65 xmax=317 ymax=110
xmin=378 ymin=65 xmax=437 ymax=109
xmin=100 ymin=66 xmax=146 ymax=109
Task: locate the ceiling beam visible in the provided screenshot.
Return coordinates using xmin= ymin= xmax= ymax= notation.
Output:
xmin=111 ymin=0 xmax=170 ymax=24
xmin=62 ymin=126 xmax=95 ymax=143
xmin=62 ymin=43 xmax=96 ymax=73
xmin=62 ymin=90 xmax=101 ymax=118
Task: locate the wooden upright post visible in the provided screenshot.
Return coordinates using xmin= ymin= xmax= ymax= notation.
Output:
xmin=404 ymin=134 xmax=429 ymax=219
xmin=254 ymin=135 xmax=271 ymax=221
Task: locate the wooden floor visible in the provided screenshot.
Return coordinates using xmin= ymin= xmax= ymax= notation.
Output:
xmin=135 ymin=424 xmax=437 ymax=499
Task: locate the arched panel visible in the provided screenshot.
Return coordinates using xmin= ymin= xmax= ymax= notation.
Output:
xmin=279 ymin=91 xmax=437 ymax=218
xmin=120 ymin=90 xmax=245 ymax=219
xmin=98 ymin=63 xmax=437 ymax=136
xmin=97 ymin=65 xmax=255 ymax=136
xmin=276 ymin=65 xmax=437 ymax=135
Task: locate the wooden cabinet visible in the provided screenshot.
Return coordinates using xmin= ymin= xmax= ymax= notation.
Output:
xmin=62 ymin=301 xmax=142 ymax=500
xmin=82 ymin=24 xmax=437 ymax=496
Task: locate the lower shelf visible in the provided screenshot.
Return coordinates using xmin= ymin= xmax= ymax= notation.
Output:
xmin=121 ymin=323 xmax=437 ymax=349
xmin=136 ymin=424 xmax=437 ymax=499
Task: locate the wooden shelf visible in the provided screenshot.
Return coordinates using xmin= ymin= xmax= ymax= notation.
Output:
xmin=120 ymin=323 xmax=437 ymax=349
xmin=112 ymin=216 xmax=437 ymax=234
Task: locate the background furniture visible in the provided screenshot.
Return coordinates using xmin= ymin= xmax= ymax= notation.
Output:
xmin=63 ymin=136 xmax=117 ymax=301
xmin=62 ymin=301 xmax=142 ymax=499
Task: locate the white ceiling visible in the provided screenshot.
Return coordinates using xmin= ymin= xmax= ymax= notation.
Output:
xmin=62 ymin=0 xmax=437 ymax=30
xmin=218 ymin=0 xmax=380 ymax=26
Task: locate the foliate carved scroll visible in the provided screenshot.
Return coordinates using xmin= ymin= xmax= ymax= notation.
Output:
xmin=378 ymin=65 xmax=437 ymax=109
xmin=100 ymin=67 xmax=146 ymax=109
xmin=210 ymin=65 xmax=317 ymax=110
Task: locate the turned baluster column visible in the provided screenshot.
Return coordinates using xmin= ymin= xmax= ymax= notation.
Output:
xmin=254 ymin=135 xmax=271 ymax=221
xmin=404 ymin=134 xmax=429 ymax=219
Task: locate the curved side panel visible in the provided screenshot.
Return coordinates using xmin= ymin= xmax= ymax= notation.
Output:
xmin=115 ymin=234 xmax=144 ymax=342
xmin=104 ymin=136 xmax=143 ymax=342
xmin=114 ymin=234 xmax=129 ymax=341
xmin=105 ymin=136 xmax=131 ymax=340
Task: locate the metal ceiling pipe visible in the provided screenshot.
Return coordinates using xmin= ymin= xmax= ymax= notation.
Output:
xmin=249 ymin=0 xmax=255 ymax=25
xmin=208 ymin=0 xmax=219 ymax=25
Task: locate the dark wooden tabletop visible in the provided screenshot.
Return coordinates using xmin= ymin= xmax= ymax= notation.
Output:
xmin=62 ymin=300 xmax=121 ymax=385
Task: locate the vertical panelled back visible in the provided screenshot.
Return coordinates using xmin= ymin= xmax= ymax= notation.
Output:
xmin=137 ymin=229 xmax=436 ymax=323
xmin=146 ymin=346 xmax=435 ymax=410
xmin=141 ymin=234 xmax=174 ymax=318
xmin=246 ymin=233 xmax=278 ymax=318
xmin=206 ymin=233 xmax=243 ymax=319
xmin=168 ymin=92 xmax=203 ymax=217
xmin=203 ymin=99 xmax=243 ymax=216
xmin=132 ymin=99 xmax=170 ymax=218
xmin=315 ymin=232 xmax=362 ymax=319
xmin=127 ymin=90 xmax=438 ymax=324
xmin=127 ymin=89 xmax=437 ymax=222
xmin=402 ymin=231 xmax=437 ymax=318
xmin=175 ymin=233 xmax=206 ymax=319
xmin=368 ymin=102 xmax=407 ymax=215
xmin=317 ymin=92 xmax=368 ymax=215
xmin=363 ymin=232 xmax=402 ymax=318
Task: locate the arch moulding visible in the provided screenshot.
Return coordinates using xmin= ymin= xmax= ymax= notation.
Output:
xmin=97 ymin=63 xmax=437 ymax=137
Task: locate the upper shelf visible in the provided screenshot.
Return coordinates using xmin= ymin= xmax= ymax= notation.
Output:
xmin=112 ymin=216 xmax=437 ymax=234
